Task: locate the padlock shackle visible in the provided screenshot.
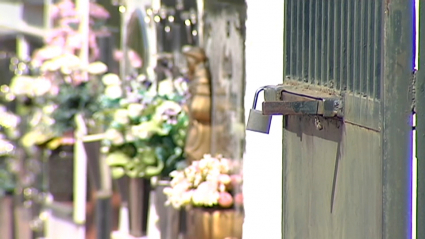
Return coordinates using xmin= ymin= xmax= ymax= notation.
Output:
xmin=252 ymin=85 xmax=273 ymax=109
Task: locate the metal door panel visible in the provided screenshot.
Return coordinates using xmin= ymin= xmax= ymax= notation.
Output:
xmin=284 ymin=116 xmax=381 ymax=239
xmin=282 ymin=0 xmax=413 ymax=238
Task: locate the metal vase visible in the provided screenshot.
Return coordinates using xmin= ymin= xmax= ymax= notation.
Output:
xmin=184 ymin=207 xmax=244 ymax=239
xmin=147 ymin=179 xmax=180 ymax=239
xmin=128 ymin=177 xmax=150 ymax=237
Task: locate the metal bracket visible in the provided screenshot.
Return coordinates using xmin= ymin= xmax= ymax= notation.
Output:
xmin=261 ymin=85 xmax=343 ymax=117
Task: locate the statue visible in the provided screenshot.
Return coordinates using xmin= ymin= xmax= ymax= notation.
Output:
xmin=183 ymin=47 xmax=211 ymax=164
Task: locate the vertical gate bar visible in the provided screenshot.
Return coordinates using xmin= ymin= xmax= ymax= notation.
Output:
xmin=302 ymin=0 xmax=309 ymax=82
xmin=308 ymin=0 xmax=315 ymax=84
xmin=297 ymin=0 xmax=303 ymax=79
xmin=315 ymin=0 xmax=322 ymax=86
xmin=360 ymin=1 xmax=370 ymax=95
xmin=347 ymin=0 xmax=354 ymax=92
xmin=359 ymin=0 xmax=367 ymax=94
xmin=340 ymin=0 xmax=348 ymax=91
xmin=333 ymin=0 xmax=341 ymax=89
xmin=374 ymin=0 xmax=383 ymax=99
xmin=301 ymin=0 xmax=306 ymax=81
xmin=353 ymin=0 xmax=361 ymax=93
xmin=382 ymin=0 xmax=413 ymax=238
xmin=286 ymin=0 xmax=292 ymax=77
xmin=290 ymin=0 xmax=297 ymax=78
xmin=326 ymin=0 xmax=334 ymax=87
xmin=416 ymin=0 xmax=425 ymax=237
xmin=367 ymin=0 xmax=375 ymax=97
xmin=321 ymin=0 xmax=328 ymax=86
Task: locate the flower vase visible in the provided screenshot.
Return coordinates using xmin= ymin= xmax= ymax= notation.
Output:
xmin=184 ymin=207 xmax=244 ymax=239
xmin=115 ymin=176 xmax=130 ymax=234
xmin=147 ymin=178 xmax=180 ymax=239
xmin=48 ymin=145 xmax=74 ymax=201
xmin=0 ymin=193 xmax=13 ymax=239
xmin=128 ymin=177 xmax=150 ymax=237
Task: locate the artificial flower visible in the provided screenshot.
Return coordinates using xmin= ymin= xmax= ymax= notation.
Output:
xmin=104 ymin=85 xmax=123 ymax=99
xmin=102 ymin=73 xmax=121 ymax=86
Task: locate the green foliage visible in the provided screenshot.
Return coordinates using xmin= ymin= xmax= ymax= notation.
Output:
xmin=0 ymin=162 xmax=14 ymax=193
xmin=51 ymin=81 xmax=104 ymax=134
xmin=101 ymin=78 xmax=189 ymax=179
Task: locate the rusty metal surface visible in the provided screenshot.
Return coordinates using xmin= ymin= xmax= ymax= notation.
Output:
xmin=263 ymin=101 xmax=319 ymax=116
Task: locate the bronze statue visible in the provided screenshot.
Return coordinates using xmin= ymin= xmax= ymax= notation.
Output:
xmin=183 ymin=47 xmax=211 ymax=164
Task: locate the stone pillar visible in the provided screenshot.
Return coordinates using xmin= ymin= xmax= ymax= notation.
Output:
xmin=202 ymin=0 xmax=246 ymax=160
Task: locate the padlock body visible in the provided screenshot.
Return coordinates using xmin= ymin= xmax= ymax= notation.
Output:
xmin=246 ymin=109 xmax=272 ymax=134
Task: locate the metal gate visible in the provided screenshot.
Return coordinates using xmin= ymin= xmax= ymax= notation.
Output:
xmin=282 ymin=0 xmax=413 ymax=238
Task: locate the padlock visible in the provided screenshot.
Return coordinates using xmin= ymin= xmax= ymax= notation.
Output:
xmin=246 ymin=86 xmax=272 ymax=134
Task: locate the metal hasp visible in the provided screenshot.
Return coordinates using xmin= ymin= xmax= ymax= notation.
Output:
xmin=261 ymin=85 xmax=343 ymax=118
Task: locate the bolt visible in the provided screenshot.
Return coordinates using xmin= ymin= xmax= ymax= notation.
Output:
xmin=314 ymin=117 xmax=323 ymax=130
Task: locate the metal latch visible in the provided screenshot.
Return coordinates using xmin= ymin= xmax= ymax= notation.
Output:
xmin=246 ymin=85 xmax=343 ymax=134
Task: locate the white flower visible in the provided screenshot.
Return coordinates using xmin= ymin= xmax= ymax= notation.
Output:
xmin=127 ymin=103 xmax=144 ymax=118
xmin=105 ymin=128 xmax=124 ymax=145
xmin=156 ymin=100 xmax=182 ymax=114
xmin=60 ymin=54 xmax=81 ymax=69
xmin=163 ymin=179 xmax=193 ymax=208
xmin=105 ymin=85 xmax=123 ymax=99
xmin=41 ymin=60 xmax=61 ymax=72
xmin=0 ymin=111 xmax=19 ymax=128
xmin=157 ymin=78 xmax=174 ymax=96
xmin=31 ymin=46 xmax=63 ymax=64
xmin=113 ymin=109 xmax=129 ymax=125
xmin=102 ymin=73 xmax=121 ymax=86
xmin=87 ymin=61 xmax=108 ymax=75
xmin=42 ymin=104 xmax=56 ymax=114
xmin=131 ymin=124 xmax=147 ymax=139
xmin=192 ymin=181 xmax=219 ymax=207
xmin=9 ymin=75 xmax=35 ymax=96
xmin=32 ymin=77 xmax=52 ymax=96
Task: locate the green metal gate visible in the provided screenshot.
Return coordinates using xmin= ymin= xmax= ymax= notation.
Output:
xmin=282 ymin=0 xmax=413 ymax=238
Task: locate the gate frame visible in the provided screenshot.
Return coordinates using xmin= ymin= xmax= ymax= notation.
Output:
xmin=281 ymin=0 xmax=413 ymax=238
xmin=416 ymin=0 xmax=425 ymax=238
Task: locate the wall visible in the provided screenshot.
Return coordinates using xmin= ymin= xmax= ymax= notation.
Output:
xmin=243 ymin=1 xmax=284 ymax=238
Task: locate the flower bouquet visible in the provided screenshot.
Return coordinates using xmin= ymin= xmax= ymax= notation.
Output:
xmin=163 ymin=154 xmax=244 ymax=239
xmin=163 ymin=154 xmax=243 ymax=209
xmin=4 ymin=0 xmax=110 ymax=150
xmin=100 ymin=74 xmax=189 ymax=179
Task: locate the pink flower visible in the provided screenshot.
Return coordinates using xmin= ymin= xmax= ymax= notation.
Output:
xmin=89 ymin=2 xmax=110 ymax=20
xmin=113 ymin=49 xmax=143 ymax=68
xmin=66 ymin=33 xmax=83 ymax=50
xmin=234 ymin=193 xmax=243 ymax=206
xmin=128 ymin=50 xmax=143 ymax=68
xmin=56 ymin=0 xmax=76 ymax=18
xmin=50 ymin=5 xmax=60 ymax=19
xmin=45 ymin=29 xmax=65 ymax=44
xmin=218 ymin=192 xmax=233 ymax=208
